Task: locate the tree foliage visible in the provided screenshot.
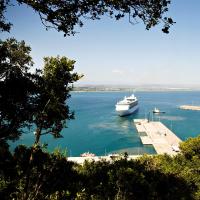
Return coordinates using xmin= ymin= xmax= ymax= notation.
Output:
xmin=179 ymin=135 xmax=200 ymax=159
xmin=0 ymin=37 xmax=82 ymax=199
xmin=2 ymin=0 xmax=174 ymax=35
xmin=33 ymin=56 xmax=82 ymax=144
xmin=0 ymin=38 xmax=81 ymax=145
xmin=0 ymin=145 xmax=80 ymax=200
xmin=0 ymin=0 xmax=11 ymax=32
xmin=0 ymin=38 xmax=36 ymax=142
xmin=1 ymin=136 xmax=200 ymax=199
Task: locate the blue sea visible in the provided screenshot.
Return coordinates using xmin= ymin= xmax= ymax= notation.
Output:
xmin=12 ymin=91 xmax=200 ymax=156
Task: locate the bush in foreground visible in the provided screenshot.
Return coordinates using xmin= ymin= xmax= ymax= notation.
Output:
xmin=1 ymin=136 xmax=200 ymax=200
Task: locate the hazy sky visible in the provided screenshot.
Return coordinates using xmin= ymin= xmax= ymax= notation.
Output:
xmin=2 ymin=0 xmax=200 ymax=86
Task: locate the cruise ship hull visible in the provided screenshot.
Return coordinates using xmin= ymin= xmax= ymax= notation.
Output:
xmin=116 ymin=105 xmax=139 ymax=117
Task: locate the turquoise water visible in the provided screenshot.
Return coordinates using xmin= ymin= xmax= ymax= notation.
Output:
xmin=12 ymin=92 xmax=200 ymax=156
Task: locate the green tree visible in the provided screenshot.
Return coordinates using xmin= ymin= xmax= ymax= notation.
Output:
xmin=179 ymin=135 xmax=200 ymax=159
xmin=0 ymin=38 xmax=82 ymax=145
xmin=0 ymin=145 xmax=80 ymax=200
xmin=0 ymin=38 xmax=36 ymax=142
xmin=1 ymin=0 xmax=174 ymax=35
xmin=0 ymin=38 xmax=82 ymax=200
xmin=138 ymin=137 xmax=200 ymax=200
xmin=0 ymin=0 xmax=11 ymax=32
xmin=77 ymin=157 xmax=194 ymax=200
xmin=33 ymin=56 xmax=82 ymax=144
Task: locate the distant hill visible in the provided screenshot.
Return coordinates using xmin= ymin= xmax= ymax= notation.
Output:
xmin=73 ymin=84 xmax=200 ymax=92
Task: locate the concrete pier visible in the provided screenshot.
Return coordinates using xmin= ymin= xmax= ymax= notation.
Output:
xmin=134 ymin=119 xmax=182 ymax=155
xmin=67 ymin=119 xmax=182 ymax=164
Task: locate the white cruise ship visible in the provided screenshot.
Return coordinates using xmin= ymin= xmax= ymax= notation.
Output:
xmin=115 ymin=94 xmax=139 ymax=117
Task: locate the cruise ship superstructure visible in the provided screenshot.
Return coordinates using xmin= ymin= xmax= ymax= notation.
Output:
xmin=115 ymin=94 xmax=139 ymax=117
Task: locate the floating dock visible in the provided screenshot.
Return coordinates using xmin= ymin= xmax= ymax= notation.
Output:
xmin=134 ymin=119 xmax=182 ymax=155
xmin=180 ymin=105 xmax=200 ymax=111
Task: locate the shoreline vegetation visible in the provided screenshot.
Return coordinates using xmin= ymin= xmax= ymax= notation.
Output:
xmin=73 ymin=85 xmax=200 ymax=92
xmin=1 ymin=136 xmax=200 ymax=200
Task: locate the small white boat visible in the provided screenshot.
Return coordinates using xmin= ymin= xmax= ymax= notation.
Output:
xmin=108 ymin=153 xmax=120 ymax=159
xmin=171 ymin=145 xmax=180 ymax=152
xmin=153 ymin=107 xmax=165 ymax=114
xmin=80 ymin=152 xmax=96 ymax=157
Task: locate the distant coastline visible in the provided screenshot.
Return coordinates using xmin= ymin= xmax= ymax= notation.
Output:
xmin=73 ymin=85 xmax=200 ymax=92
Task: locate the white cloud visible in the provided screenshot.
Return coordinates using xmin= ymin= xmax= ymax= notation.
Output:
xmin=112 ymin=69 xmax=124 ymax=75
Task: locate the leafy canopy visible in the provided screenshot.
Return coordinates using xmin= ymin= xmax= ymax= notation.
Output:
xmin=0 ymin=38 xmax=82 ymax=145
xmin=0 ymin=0 xmax=11 ymax=32
xmin=180 ymin=135 xmax=200 ymax=159
xmin=1 ymin=137 xmax=200 ymax=200
xmin=34 ymin=56 xmax=82 ymax=144
xmin=0 ymin=38 xmax=36 ymax=142
xmin=1 ymin=0 xmax=174 ymax=35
